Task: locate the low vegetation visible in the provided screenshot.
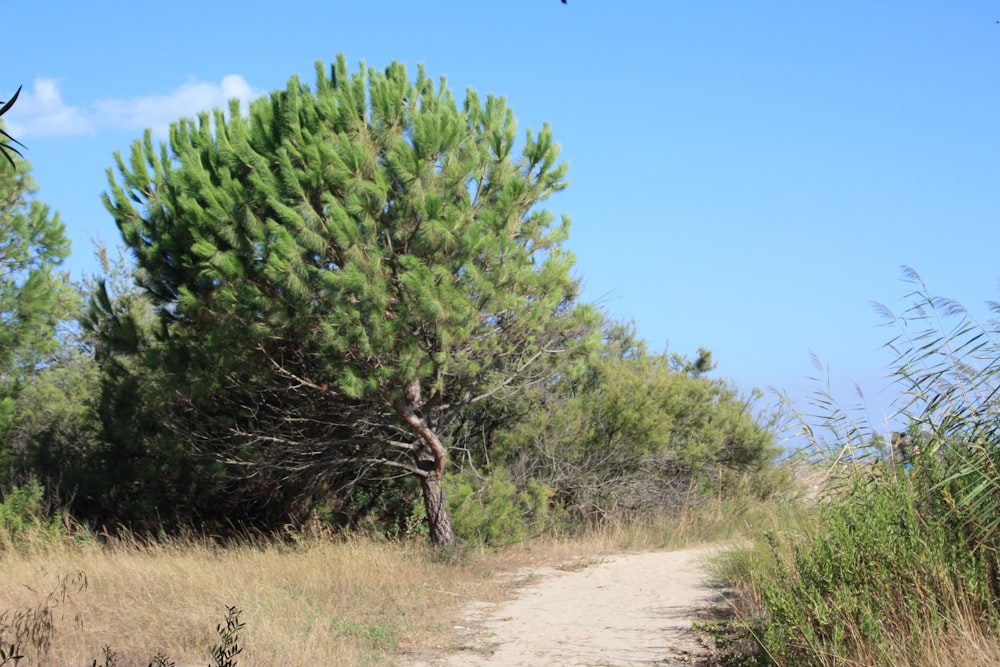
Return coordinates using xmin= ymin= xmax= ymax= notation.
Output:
xmin=0 ymin=533 xmax=461 ymax=664
xmin=709 ymin=271 xmax=1000 ymax=666
xmin=0 ymin=496 xmax=777 ymax=666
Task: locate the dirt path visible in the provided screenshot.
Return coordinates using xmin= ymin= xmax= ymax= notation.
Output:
xmin=410 ymin=545 xmax=724 ymax=666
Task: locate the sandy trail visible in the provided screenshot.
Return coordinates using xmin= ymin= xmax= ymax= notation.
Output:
xmin=410 ymin=545 xmax=723 ymax=666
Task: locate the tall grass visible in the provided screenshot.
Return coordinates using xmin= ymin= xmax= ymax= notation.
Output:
xmin=713 ymin=269 xmax=1000 ymax=666
xmin=758 ymin=469 xmax=999 ymax=665
xmin=0 ymin=532 xmax=500 ymax=665
xmin=0 ymin=491 xmax=772 ymax=666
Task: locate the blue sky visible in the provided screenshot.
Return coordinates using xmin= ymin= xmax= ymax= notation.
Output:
xmin=7 ymin=1 xmax=1000 ymax=443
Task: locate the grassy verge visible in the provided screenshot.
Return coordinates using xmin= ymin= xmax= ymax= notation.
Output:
xmin=707 ymin=464 xmax=1000 ymax=667
xmin=701 ymin=274 xmax=1000 ymax=666
xmin=0 ymin=494 xmax=773 ymax=666
xmin=0 ymin=532 xmax=497 ymax=665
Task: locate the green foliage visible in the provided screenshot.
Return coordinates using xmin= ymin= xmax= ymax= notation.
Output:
xmin=103 ymin=54 xmax=585 ymax=401
xmin=210 ymin=606 xmax=244 ymax=667
xmin=879 ymin=269 xmax=1000 ymax=562
xmin=328 ymin=617 xmax=395 ymax=651
xmin=0 ymin=157 xmax=74 ymax=472
xmin=82 ymin=56 xmax=774 ymax=543
xmin=489 ymin=320 xmax=780 ymax=523
xmin=99 ymin=54 xmax=594 ymax=543
xmin=0 ymin=480 xmax=61 ymax=544
xmin=444 ymin=468 xmax=556 ymax=545
xmin=0 ymin=160 xmax=72 ymax=371
xmin=753 ymin=468 xmax=996 ymax=666
xmin=0 ymin=643 xmax=23 ymax=666
xmin=723 ymin=269 xmax=1000 ymax=665
xmin=694 ymin=619 xmax=772 ymax=667
xmin=79 ymin=245 xmax=303 ymax=533
xmin=2 ymin=341 xmax=102 ymax=492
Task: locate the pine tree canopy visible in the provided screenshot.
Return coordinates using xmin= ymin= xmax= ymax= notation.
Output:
xmin=0 ymin=157 xmax=73 ymax=435
xmin=0 ymin=159 xmax=72 ymax=381
xmin=103 ymin=55 xmax=594 ymax=490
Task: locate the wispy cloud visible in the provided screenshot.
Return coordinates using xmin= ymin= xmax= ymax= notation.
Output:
xmin=4 ymin=76 xmax=266 ymax=138
xmin=4 ymin=79 xmax=91 ymax=137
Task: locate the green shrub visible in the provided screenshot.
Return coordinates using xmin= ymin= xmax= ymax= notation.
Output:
xmin=0 ymin=479 xmax=62 ymax=545
xmin=445 ymin=468 xmax=555 ymax=545
xmin=756 ymin=468 xmax=994 ymax=665
xmin=487 ymin=323 xmax=782 ymax=526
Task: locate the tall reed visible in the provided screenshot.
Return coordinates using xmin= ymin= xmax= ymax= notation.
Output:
xmin=715 ymin=269 xmax=1000 ymax=666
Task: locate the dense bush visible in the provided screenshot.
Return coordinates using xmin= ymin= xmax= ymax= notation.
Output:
xmin=444 ymin=468 xmax=556 ymax=545
xmin=481 ymin=324 xmax=782 ymax=526
xmin=757 ymin=466 xmax=998 ymax=665
xmin=0 ymin=480 xmax=60 ymax=540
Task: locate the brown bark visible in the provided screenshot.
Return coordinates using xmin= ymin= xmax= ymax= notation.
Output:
xmin=414 ymin=442 xmax=456 ymax=545
xmin=392 ymin=391 xmax=446 ymax=479
xmin=393 ymin=381 xmax=454 ymax=545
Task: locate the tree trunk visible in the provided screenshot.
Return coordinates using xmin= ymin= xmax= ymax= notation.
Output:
xmin=414 ymin=443 xmax=456 ymax=545
xmin=392 ymin=381 xmax=455 ymax=545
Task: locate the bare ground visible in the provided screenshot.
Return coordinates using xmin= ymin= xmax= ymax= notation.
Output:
xmin=407 ymin=545 xmax=724 ymax=667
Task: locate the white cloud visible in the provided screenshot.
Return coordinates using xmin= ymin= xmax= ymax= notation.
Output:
xmin=4 ymin=79 xmax=92 ymax=137
xmin=4 ymin=76 xmax=265 ymax=139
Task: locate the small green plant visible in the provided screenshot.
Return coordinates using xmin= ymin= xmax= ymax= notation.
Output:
xmin=209 ymin=605 xmax=244 ymax=667
xmin=0 ymin=480 xmax=62 ymax=545
xmin=695 ymin=620 xmax=772 ymax=667
xmin=89 ymin=643 xmax=177 ymax=667
xmin=91 ymin=644 xmax=119 ymax=667
xmin=0 ymin=643 xmax=23 ymax=666
xmin=329 ymin=618 xmax=395 ymax=650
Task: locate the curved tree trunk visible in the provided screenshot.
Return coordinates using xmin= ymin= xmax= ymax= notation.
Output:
xmin=393 ymin=382 xmax=455 ymax=545
xmin=393 ymin=395 xmax=447 ymax=479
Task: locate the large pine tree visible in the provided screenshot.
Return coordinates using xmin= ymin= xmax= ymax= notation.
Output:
xmin=102 ymin=55 xmax=592 ymax=544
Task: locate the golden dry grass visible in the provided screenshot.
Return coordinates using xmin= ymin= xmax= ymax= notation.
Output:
xmin=0 ymin=534 xmax=494 ymax=666
xmin=0 ymin=485 xmax=803 ymax=667
xmin=0 ymin=503 xmax=757 ymax=666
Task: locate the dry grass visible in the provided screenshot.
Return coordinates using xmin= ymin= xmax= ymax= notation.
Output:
xmin=0 ymin=533 xmax=496 ymax=666
xmin=0 ymin=501 xmax=760 ymax=666
xmin=5 ymin=497 xmax=984 ymax=667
